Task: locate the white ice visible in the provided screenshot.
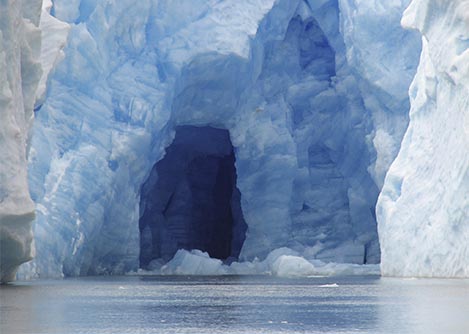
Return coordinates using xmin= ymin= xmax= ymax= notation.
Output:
xmin=134 ymin=247 xmax=380 ymax=278
xmin=377 ymin=0 xmax=469 ymax=278
xmin=0 ymin=0 xmax=43 ymax=283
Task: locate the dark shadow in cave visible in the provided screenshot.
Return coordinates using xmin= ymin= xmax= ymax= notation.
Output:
xmin=139 ymin=126 xmax=247 ymax=268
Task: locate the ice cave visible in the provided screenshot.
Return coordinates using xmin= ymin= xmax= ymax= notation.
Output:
xmin=0 ymin=0 xmax=468 ymax=282
xmin=139 ymin=126 xmax=247 ymax=267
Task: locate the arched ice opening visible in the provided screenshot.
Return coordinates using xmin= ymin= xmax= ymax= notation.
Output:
xmin=139 ymin=126 xmax=247 ymax=268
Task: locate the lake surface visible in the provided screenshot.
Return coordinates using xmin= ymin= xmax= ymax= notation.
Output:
xmin=1 ymin=275 xmax=469 ymax=334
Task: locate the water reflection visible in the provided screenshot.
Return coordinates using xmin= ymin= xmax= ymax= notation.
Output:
xmin=1 ymin=275 xmax=468 ymax=334
xmin=378 ymin=278 xmax=469 ymax=334
xmin=0 ymin=282 xmax=69 ymax=334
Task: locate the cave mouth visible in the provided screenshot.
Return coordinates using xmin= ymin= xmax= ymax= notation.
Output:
xmin=139 ymin=126 xmax=247 ymax=268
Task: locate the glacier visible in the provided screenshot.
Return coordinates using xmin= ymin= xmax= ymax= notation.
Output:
xmin=1 ymin=0 xmax=465 ymax=281
xmin=16 ymin=0 xmax=422 ymax=279
xmin=377 ymin=0 xmax=469 ymax=278
xmin=0 ymin=0 xmax=68 ymax=283
xmin=0 ymin=0 xmax=43 ymax=283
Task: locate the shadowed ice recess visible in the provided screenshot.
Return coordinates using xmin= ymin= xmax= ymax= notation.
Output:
xmin=21 ymin=0 xmax=466 ymax=279
xmin=139 ymin=126 xmax=247 ymax=267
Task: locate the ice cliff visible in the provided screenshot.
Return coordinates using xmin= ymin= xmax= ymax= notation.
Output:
xmin=377 ymin=0 xmax=469 ymax=278
xmin=16 ymin=0 xmax=423 ymax=279
xmin=0 ymin=1 xmax=68 ymax=283
xmin=0 ymin=0 xmax=43 ymax=282
xmin=6 ymin=0 xmax=466 ymax=280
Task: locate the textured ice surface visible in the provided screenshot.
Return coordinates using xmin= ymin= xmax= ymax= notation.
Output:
xmin=377 ymin=0 xmax=469 ymax=278
xmin=19 ymin=0 xmax=422 ymax=278
xmin=36 ymin=1 xmax=70 ymax=106
xmin=0 ymin=0 xmax=44 ymax=282
xmin=338 ymin=0 xmax=422 ymax=187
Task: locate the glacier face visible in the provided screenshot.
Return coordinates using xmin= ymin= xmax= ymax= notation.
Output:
xmin=19 ymin=0 xmax=423 ymax=278
xmin=377 ymin=0 xmax=469 ymax=278
xmin=0 ymin=0 xmax=43 ymax=283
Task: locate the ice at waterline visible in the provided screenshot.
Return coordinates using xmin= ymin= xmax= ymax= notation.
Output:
xmin=3 ymin=0 xmax=467 ymax=281
xmin=138 ymin=125 xmax=378 ymax=277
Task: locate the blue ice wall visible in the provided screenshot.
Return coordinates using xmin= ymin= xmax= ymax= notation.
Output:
xmin=22 ymin=0 xmax=420 ymax=277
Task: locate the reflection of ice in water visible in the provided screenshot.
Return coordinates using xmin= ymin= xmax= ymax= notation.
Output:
xmin=1 ymin=276 xmax=468 ymax=334
xmin=378 ymin=278 xmax=469 ymax=334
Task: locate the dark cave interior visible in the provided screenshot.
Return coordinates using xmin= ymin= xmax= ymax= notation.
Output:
xmin=139 ymin=126 xmax=247 ymax=268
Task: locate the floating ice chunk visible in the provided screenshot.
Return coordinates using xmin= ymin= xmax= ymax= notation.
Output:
xmin=319 ymin=283 xmax=339 ymax=287
xmin=270 ymin=255 xmax=316 ymax=278
xmin=135 ymin=247 xmax=379 ymax=277
xmin=160 ymin=249 xmax=228 ymax=276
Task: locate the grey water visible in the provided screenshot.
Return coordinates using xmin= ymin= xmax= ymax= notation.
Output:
xmin=1 ymin=275 xmax=469 ymax=334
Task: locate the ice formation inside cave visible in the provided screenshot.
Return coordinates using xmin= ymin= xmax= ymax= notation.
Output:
xmin=139 ymin=126 xmax=247 ymax=268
